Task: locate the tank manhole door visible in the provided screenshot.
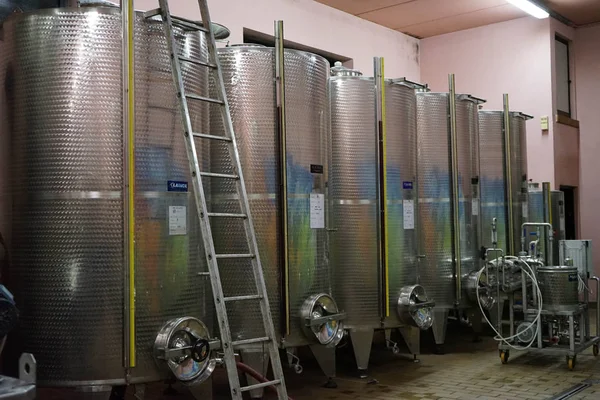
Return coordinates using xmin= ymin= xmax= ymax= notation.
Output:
xmin=154 ymin=317 xmax=218 ymax=385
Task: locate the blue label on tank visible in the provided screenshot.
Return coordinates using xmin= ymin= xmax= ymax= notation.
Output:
xmin=568 ymin=273 xmax=578 ymax=282
xmin=403 ymin=181 xmax=413 ymax=190
xmin=167 ymin=181 xmax=188 ymax=192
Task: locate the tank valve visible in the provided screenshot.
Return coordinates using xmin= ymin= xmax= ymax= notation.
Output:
xmin=286 ymin=351 xmax=303 ymax=374
xmin=386 ymin=339 xmax=400 ymax=355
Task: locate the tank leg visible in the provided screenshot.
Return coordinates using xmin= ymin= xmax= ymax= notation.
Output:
xmin=432 ymin=309 xmax=449 ymax=354
xmin=109 ymin=386 xmax=126 ymax=400
xmin=241 ymin=349 xmax=270 ymax=399
xmin=469 ymin=307 xmax=483 ymax=342
xmin=398 ymin=325 xmax=421 ymax=360
xmin=309 ymin=344 xmax=337 ymax=388
xmin=188 ymin=378 xmax=213 ymax=400
xmin=349 ymin=329 xmax=374 ymax=378
xmin=134 ymin=384 xmax=146 ymax=400
xmin=78 ymin=386 xmax=112 ymax=400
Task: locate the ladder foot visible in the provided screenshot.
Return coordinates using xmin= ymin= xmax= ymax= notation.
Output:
xmin=323 ymin=378 xmax=338 ymax=389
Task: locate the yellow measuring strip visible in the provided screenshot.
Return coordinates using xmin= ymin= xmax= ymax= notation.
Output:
xmin=127 ymin=0 xmax=136 ymax=368
xmin=379 ymin=60 xmax=390 ymax=317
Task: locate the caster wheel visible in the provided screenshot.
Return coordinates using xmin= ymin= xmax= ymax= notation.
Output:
xmin=593 ymin=345 xmax=599 ymax=357
xmin=434 ymin=345 xmax=445 ymax=355
xmin=567 ymin=356 xmax=576 ymax=370
xmin=357 ymin=368 xmax=368 ymax=379
xmin=500 ymin=351 xmax=509 ymax=364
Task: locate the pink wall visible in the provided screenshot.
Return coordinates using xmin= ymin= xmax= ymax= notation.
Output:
xmin=420 ymin=17 xmax=555 ymax=186
xmin=553 ymin=123 xmax=579 ymax=188
xmin=575 ymin=24 xmax=600 ymax=277
xmin=136 ymin=0 xmax=421 ymax=80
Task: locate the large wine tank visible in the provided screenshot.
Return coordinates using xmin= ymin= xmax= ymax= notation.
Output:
xmin=528 ymin=186 xmax=565 ymax=265
xmin=478 ymin=111 xmax=531 ymax=254
xmin=329 ymin=64 xmax=432 ymax=371
xmin=209 ymin=45 xmax=344 ymax=380
xmin=416 ymin=92 xmax=483 ymax=346
xmin=2 ymin=7 xmax=215 ymax=387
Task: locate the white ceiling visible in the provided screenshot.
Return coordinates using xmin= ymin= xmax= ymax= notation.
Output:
xmin=315 ymin=0 xmax=600 ymax=38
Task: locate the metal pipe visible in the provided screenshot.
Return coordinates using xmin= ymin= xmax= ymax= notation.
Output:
xmin=503 ymin=94 xmax=515 ymax=256
xmin=374 ymin=57 xmax=389 ymax=317
xmin=542 ymin=182 xmax=553 ymax=265
xmin=448 ymin=74 xmax=462 ymax=305
xmin=121 ymin=0 xmax=135 ymax=369
xmin=274 ymin=20 xmax=290 ymax=336
xmin=521 ymin=223 xmax=553 ymax=263
xmin=593 ymin=277 xmax=600 ymax=336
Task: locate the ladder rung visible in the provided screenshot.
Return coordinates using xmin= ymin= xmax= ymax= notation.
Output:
xmin=143 ymin=8 xmax=209 ymax=32
xmin=240 ymin=380 xmax=281 ymax=393
xmin=215 ymin=253 xmax=255 ymax=259
xmin=207 ymin=212 xmax=247 ymax=219
xmin=224 ymin=295 xmax=262 ymax=302
xmin=197 ymin=272 xmax=210 ymax=276
xmin=232 ymin=336 xmax=270 ymax=347
xmin=186 ymin=93 xmax=223 ymax=105
xmin=172 ymin=17 xmax=209 ymax=33
xmin=192 ymin=132 xmax=232 ymax=142
xmin=143 ymin=8 xmax=161 ymax=18
xmin=199 ymin=172 xmax=239 ymax=179
xmin=179 ymin=55 xmax=217 ymax=69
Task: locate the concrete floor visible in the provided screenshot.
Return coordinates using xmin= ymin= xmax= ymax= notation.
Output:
xmin=36 ymin=320 xmax=600 ymax=400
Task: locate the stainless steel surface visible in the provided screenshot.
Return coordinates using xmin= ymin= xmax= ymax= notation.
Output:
xmin=4 ymin=7 xmax=211 ymax=385
xmin=210 ymin=46 xmax=330 ymax=348
xmin=479 ymin=111 xmax=529 ymax=255
xmin=537 ymin=266 xmax=579 ymax=311
xmin=528 ymin=189 xmax=564 ymax=264
xmin=416 ymin=92 xmax=480 ymax=309
xmin=329 ymin=75 xmax=418 ymax=329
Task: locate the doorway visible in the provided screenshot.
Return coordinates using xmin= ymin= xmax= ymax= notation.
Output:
xmin=559 ymin=185 xmax=577 ymax=240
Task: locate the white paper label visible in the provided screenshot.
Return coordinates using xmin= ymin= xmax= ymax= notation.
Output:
xmin=403 ymin=199 xmax=415 ymax=230
xmin=522 ymin=202 xmax=529 ymax=219
xmin=169 ymin=206 xmax=187 ymax=236
xmin=310 ymin=193 xmax=325 ymax=229
xmin=472 ymin=199 xmax=479 ymax=216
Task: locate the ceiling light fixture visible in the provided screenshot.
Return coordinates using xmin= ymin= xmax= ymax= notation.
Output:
xmin=506 ymin=0 xmax=550 ymax=19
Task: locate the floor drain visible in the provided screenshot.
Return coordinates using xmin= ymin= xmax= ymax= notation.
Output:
xmin=547 ymin=382 xmax=592 ymax=400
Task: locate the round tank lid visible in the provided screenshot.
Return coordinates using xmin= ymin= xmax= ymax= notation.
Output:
xmin=330 ymin=61 xmax=362 ymax=77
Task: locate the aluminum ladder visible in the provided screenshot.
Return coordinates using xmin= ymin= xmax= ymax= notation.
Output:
xmin=147 ymin=1 xmax=288 ymax=399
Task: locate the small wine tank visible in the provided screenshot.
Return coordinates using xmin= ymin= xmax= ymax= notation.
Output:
xmin=479 ymin=110 xmax=531 ymax=254
xmin=209 ymin=45 xmax=344 ymax=383
xmin=329 ymin=63 xmax=432 ymax=373
xmin=2 ymin=6 xmax=216 ymax=390
xmin=416 ymin=91 xmax=483 ymax=347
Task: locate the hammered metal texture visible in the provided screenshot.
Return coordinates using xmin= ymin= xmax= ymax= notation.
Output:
xmin=386 ymin=83 xmax=418 ymax=325
xmin=329 ymin=77 xmax=379 ymax=329
xmin=4 ymin=8 xmax=211 ymax=385
xmin=538 ymin=267 xmax=578 ymax=309
xmin=329 ymin=77 xmax=418 ymax=329
xmin=416 ymin=93 xmax=480 ymax=309
xmin=210 ymin=47 xmax=330 ymax=348
xmin=0 ymin=35 xmax=10 ymax=248
xmin=479 ymin=112 xmax=528 ymax=255
xmin=528 ymin=190 xmax=565 ymax=264
xmin=133 ymin=17 xmax=211 ymax=382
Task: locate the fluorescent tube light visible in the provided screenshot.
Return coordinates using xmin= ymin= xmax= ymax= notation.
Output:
xmin=506 ymin=0 xmax=550 ymax=19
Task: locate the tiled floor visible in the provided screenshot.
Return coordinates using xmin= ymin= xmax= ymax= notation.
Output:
xmin=37 ymin=320 xmax=600 ymax=400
